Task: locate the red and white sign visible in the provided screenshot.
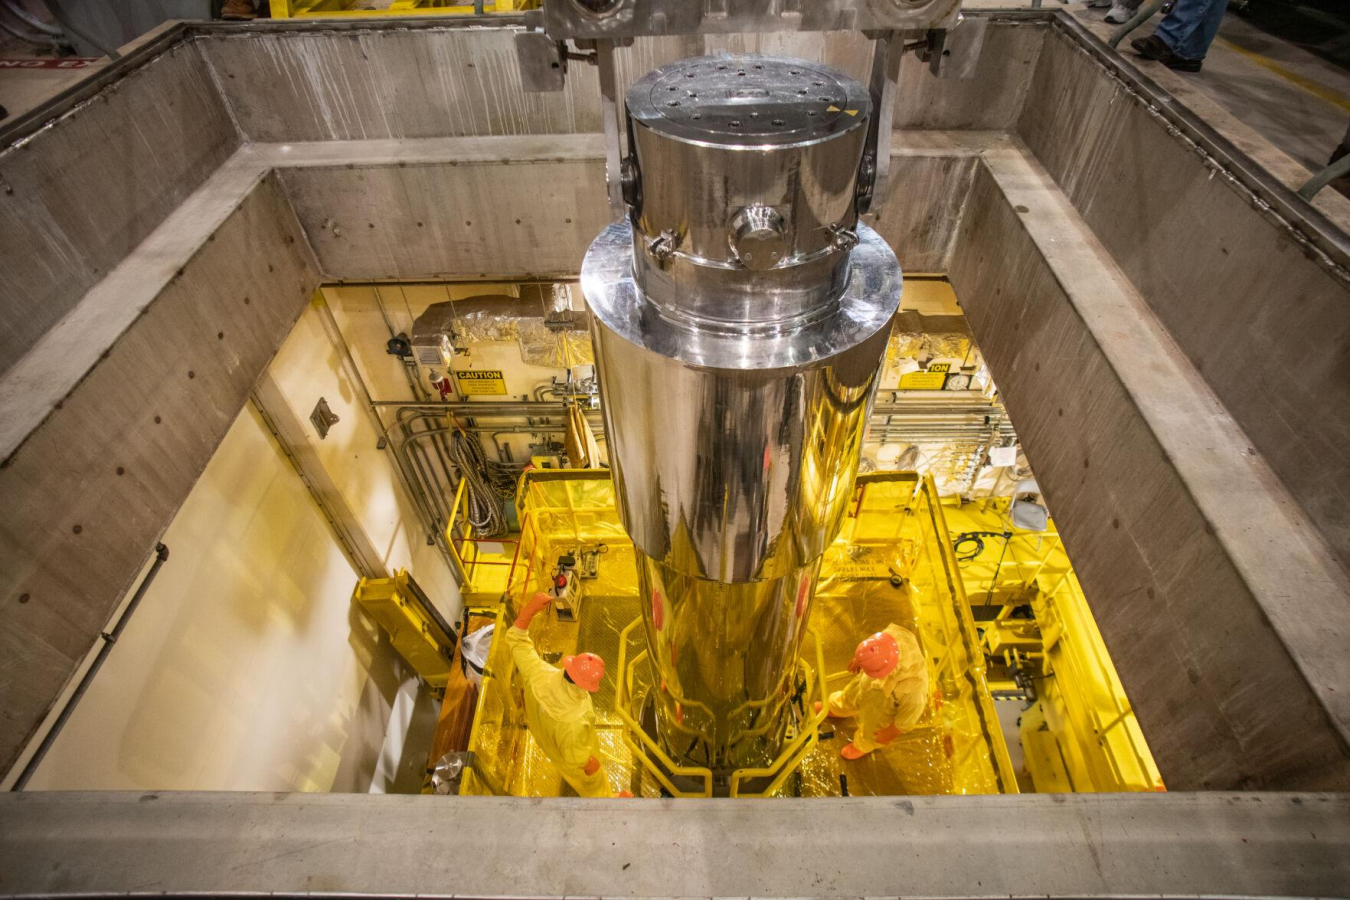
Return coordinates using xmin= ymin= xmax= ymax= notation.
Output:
xmin=0 ymin=58 xmax=98 ymax=69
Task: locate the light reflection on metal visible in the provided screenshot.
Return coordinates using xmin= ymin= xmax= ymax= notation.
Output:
xmin=582 ymin=54 xmax=901 ymax=775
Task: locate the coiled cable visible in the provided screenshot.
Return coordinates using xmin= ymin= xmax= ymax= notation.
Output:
xmin=449 ymin=429 xmax=510 ymax=537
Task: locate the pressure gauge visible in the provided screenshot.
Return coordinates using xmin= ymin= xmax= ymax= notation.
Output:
xmin=944 ymin=373 xmax=972 ymax=391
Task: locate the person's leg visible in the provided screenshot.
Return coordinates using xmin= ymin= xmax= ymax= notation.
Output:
xmin=1155 ymin=0 xmax=1231 ymax=60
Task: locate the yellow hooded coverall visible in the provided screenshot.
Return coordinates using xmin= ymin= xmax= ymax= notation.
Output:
xmin=504 ymin=625 xmax=611 ymax=797
xmin=828 ymin=624 xmax=929 ymax=754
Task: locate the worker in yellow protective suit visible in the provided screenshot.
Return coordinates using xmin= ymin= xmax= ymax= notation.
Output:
xmin=505 ymin=592 xmax=628 ymax=797
xmin=820 ymin=624 xmax=929 ymax=760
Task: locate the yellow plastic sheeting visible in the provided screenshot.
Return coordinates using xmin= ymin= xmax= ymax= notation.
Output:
xmin=942 ymin=498 xmax=1164 ymax=792
xmin=463 ymin=472 xmax=1015 ymax=797
xmin=795 ymin=476 xmax=1015 ymax=796
xmin=462 ymin=473 xmax=642 ymax=797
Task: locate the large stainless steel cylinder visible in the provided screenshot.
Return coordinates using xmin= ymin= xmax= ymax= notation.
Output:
xmin=582 ymin=55 xmax=901 ymax=774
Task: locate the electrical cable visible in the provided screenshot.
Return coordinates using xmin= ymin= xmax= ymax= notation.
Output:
xmin=952 ymin=530 xmax=1008 ymax=563
xmin=448 ymin=425 xmax=512 ymax=537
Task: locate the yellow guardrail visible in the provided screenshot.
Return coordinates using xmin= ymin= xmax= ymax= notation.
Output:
xmin=614 ymin=615 xmax=831 ymax=798
xmin=924 ymin=476 xmax=1022 ymax=794
xmin=727 ymin=628 xmax=829 ymax=798
xmin=614 ymin=617 xmax=715 ymax=797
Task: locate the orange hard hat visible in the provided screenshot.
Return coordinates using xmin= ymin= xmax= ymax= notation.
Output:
xmin=563 ymin=652 xmax=605 ymax=693
xmin=854 ymin=631 xmax=900 ymax=678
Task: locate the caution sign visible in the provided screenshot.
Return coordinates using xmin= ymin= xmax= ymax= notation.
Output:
xmin=454 ymin=369 xmax=507 ymax=396
xmin=898 ymin=362 xmax=950 ymax=391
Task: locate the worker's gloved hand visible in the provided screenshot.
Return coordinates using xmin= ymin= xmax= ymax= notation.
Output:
xmin=874 ymin=724 xmax=902 ymax=746
xmin=583 ymin=756 xmax=600 ymax=776
xmin=847 ymin=657 xmax=862 ymax=675
xmin=515 ymin=592 xmax=552 ymax=629
xmin=615 ymin=790 xmax=634 ymax=798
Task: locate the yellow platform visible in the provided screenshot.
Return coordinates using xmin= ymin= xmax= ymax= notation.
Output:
xmin=460 ymin=471 xmax=1017 ymax=797
xmin=941 ymin=498 xmax=1164 ymax=792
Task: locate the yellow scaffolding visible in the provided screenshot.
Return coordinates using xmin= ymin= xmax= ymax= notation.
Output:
xmin=351 ymin=569 xmax=456 ymax=694
xmin=943 ymin=498 xmax=1164 ymax=792
xmin=271 ymin=0 xmax=536 ymax=19
xmin=445 ymin=476 xmax=518 ymax=600
xmin=460 ymin=471 xmax=1016 ymax=798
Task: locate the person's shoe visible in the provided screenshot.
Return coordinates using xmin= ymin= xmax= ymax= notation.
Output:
xmin=1104 ymin=3 xmax=1134 ymax=24
xmin=840 ymin=742 xmax=872 ymax=760
xmin=1130 ymin=34 xmax=1203 ymax=72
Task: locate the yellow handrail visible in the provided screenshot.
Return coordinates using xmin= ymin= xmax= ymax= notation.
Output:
xmin=614 ymin=617 xmax=714 ymax=797
xmin=925 ymin=473 xmax=1021 ymax=793
xmin=728 ymin=627 xmax=830 ymax=797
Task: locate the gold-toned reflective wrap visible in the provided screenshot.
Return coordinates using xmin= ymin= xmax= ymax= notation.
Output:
xmin=794 ymin=475 xmax=1016 ymax=796
xmin=635 ymin=554 xmax=822 ymax=770
xmin=584 ymin=55 xmax=899 ymax=773
xmin=461 ymin=471 xmax=1015 ymax=798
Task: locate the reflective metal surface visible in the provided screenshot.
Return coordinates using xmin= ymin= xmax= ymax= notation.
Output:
xmin=627 ymin=56 xmax=870 ymax=325
xmin=582 ymin=54 xmax=901 ymax=774
xmin=586 ymin=221 xmax=897 ymax=577
xmin=544 ymin=0 xmax=962 ymax=39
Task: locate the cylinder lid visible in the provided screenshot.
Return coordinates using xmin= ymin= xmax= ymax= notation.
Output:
xmin=627 ymin=55 xmax=870 ymax=148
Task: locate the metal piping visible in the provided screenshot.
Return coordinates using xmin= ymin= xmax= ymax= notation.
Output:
xmin=0 ymin=14 xmax=63 ymax=50
xmin=11 ymin=543 xmax=169 ymax=791
xmin=1 ymin=0 xmax=62 ymax=36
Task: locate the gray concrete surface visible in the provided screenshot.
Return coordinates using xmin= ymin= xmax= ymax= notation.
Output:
xmin=1 ymin=791 xmax=1347 ymax=897
xmin=0 ymin=39 xmax=238 ymax=376
xmin=1019 ymin=25 xmax=1350 ymax=585
xmin=0 ymin=172 xmax=319 ymax=776
xmin=952 ymin=146 xmax=1350 ymax=790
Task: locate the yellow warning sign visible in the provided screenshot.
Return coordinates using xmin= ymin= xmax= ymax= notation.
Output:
xmin=454 ymin=369 xmax=507 ymax=396
xmin=898 ymin=363 xmax=951 ymax=391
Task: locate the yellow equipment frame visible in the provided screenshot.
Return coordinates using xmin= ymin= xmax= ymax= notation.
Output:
xmin=458 ymin=469 xmax=1017 ymax=797
xmin=351 ymin=569 xmax=456 ymax=693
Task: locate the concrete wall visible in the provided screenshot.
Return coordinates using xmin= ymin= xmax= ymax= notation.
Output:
xmin=0 ymin=175 xmax=320 ymax=776
xmin=265 ymin=300 xmax=460 ymax=620
xmin=949 ymin=159 xmax=1350 ymax=790
xmin=1017 ymin=26 xmax=1350 ymax=579
xmin=3 ymin=14 xmax=1349 ymax=793
xmin=266 ymin=131 xmax=988 ymax=283
xmin=0 ymin=40 xmax=238 ymax=376
xmin=195 ymin=18 xmax=1044 ymax=143
xmin=22 ymin=404 xmax=423 ymax=792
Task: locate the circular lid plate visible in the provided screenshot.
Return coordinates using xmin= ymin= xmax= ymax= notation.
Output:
xmin=582 ymin=221 xmax=901 ymax=371
xmin=627 ymin=54 xmax=871 ymax=148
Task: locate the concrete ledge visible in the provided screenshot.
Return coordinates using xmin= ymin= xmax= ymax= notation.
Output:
xmin=0 ymin=130 xmax=984 ymax=465
xmin=0 ymin=791 xmax=1346 ymax=897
